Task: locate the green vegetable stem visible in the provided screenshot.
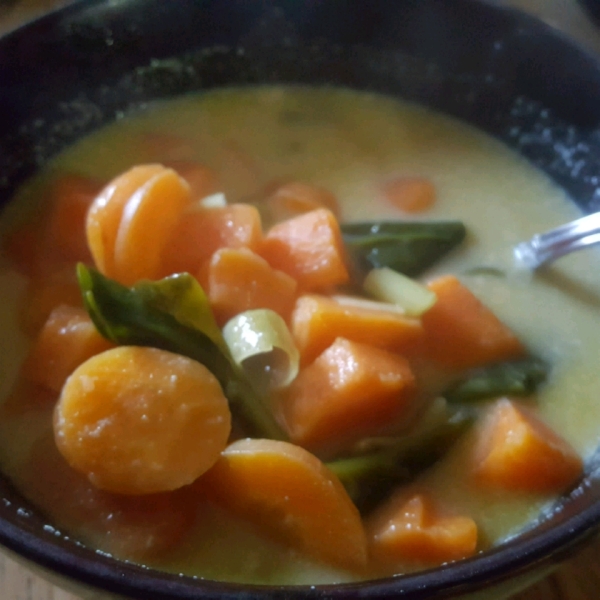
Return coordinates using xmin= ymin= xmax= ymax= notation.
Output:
xmin=327 ymin=405 xmax=473 ymax=514
xmin=444 ymin=357 xmax=549 ymax=404
xmin=77 ymin=264 xmax=287 ymax=441
xmin=341 ymin=220 xmax=467 ymax=279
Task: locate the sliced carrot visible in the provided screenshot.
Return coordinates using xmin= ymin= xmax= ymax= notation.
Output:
xmin=163 ymin=160 xmax=220 ymax=201
xmin=54 ymin=346 xmax=231 ymax=495
xmin=201 ymin=438 xmax=367 ymax=571
xmin=279 ymin=337 xmax=416 ymax=452
xmin=113 ymin=168 xmax=192 ymax=285
xmin=381 ymin=177 xmax=437 ymax=213
xmin=266 ymin=181 xmax=341 ymax=222
xmin=22 ymin=305 xmax=114 ymax=394
xmin=260 ymin=208 xmax=350 ymax=291
xmin=421 ymin=275 xmax=525 ymax=370
xmin=23 ymin=433 xmax=196 ymax=559
xmin=86 ymin=164 xmax=165 ymax=276
xmin=473 ymin=398 xmax=583 ymax=494
xmin=19 ymin=272 xmax=82 ymax=337
xmin=46 ymin=174 xmax=103 ymax=264
xmin=161 ymin=203 xmax=263 ymax=277
xmin=368 ymin=493 xmax=477 ymax=566
xmin=291 ymin=294 xmax=423 ymax=366
xmin=208 ymin=247 xmax=298 ymax=325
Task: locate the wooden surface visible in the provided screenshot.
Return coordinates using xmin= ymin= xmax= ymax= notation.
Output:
xmin=1 ymin=0 xmax=600 ymax=598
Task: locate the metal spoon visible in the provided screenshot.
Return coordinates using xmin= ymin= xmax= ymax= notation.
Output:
xmin=514 ymin=211 xmax=600 ymax=269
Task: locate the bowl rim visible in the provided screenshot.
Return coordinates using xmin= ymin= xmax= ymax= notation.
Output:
xmin=1 ymin=0 xmax=600 ymax=598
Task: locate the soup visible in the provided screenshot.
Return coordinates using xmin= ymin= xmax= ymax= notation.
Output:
xmin=0 ymin=86 xmax=598 ymax=585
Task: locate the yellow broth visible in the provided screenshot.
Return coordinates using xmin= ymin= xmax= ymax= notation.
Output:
xmin=0 ymin=86 xmax=599 ymax=584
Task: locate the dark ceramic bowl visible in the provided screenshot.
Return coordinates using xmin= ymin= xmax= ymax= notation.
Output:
xmin=2 ymin=1 xmax=600 ymax=598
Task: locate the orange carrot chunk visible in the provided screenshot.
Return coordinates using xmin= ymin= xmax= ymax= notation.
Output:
xmin=421 ymin=275 xmax=525 ymax=370
xmin=54 ymin=346 xmax=231 ymax=495
xmin=46 ymin=174 xmax=103 ymax=264
xmin=381 ymin=177 xmax=437 ymax=214
xmin=473 ymin=398 xmax=583 ymax=494
xmin=201 ymin=438 xmax=368 ymax=571
xmin=163 ymin=160 xmax=220 ymax=201
xmin=279 ymin=337 xmax=416 ymax=452
xmin=208 ymin=247 xmax=297 ymax=325
xmin=266 ymin=181 xmax=341 ymax=222
xmin=260 ymin=208 xmax=350 ymax=291
xmin=162 ymin=203 xmax=263 ymax=277
xmin=23 ymin=433 xmax=196 ymax=560
xmin=22 ymin=305 xmax=114 ymax=394
xmin=368 ymin=493 xmax=478 ymax=566
xmin=291 ymin=294 xmax=423 ymax=366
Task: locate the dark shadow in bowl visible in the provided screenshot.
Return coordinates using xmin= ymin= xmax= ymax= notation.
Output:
xmin=1 ymin=1 xmax=600 ymax=598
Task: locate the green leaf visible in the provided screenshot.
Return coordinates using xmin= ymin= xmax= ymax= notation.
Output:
xmin=444 ymin=357 xmax=549 ymax=403
xmin=327 ymin=401 xmax=473 ymax=514
xmin=77 ymin=264 xmax=287 ymax=440
xmin=341 ymin=220 xmax=466 ymax=279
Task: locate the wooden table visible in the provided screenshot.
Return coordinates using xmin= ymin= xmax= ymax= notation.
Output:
xmin=1 ymin=0 xmax=600 ymax=598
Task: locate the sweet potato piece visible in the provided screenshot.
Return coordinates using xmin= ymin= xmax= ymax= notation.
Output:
xmin=421 ymin=275 xmax=525 ymax=370
xmin=55 ymin=346 xmax=231 ymax=494
xmin=260 ymin=208 xmax=349 ymax=291
xmin=381 ymin=177 xmax=436 ymax=214
xmin=279 ymin=337 xmax=416 ymax=451
xmin=22 ymin=305 xmax=114 ymax=393
xmin=23 ymin=433 xmax=196 ymax=560
xmin=201 ymin=438 xmax=368 ymax=571
xmin=162 ymin=203 xmax=263 ymax=277
xmin=473 ymin=398 xmax=583 ymax=494
xmin=368 ymin=493 xmax=477 ymax=566
xmin=291 ymin=294 xmax=423 ymax=366
xmin=208 ymin=247 xmax=298 ymax=325
xmin=267 ymin=181 xmax=341 ymax=222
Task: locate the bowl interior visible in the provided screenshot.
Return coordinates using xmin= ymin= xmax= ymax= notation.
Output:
xmin=1 ymin=1 xmax=600 ymax=598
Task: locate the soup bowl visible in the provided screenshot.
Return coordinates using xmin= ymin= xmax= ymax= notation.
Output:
xmin=1 ymin=1 xmax=600 ymax=598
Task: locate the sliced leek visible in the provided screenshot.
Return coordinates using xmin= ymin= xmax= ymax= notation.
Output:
xmin=223 ymin=309 xmax=300 ymax=390
xmin=363 ymin=267 xmax=437 ymax=316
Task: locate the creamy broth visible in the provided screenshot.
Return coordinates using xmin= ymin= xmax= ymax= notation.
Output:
xmin=0 ymin=86 xmax=599 ymax=585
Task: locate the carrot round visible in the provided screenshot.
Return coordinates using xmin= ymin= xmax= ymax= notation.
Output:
xmin=368 ymin=493 xmax=478 ymax=567
xmin=86 ymin=164 xmax=165 ymax=276
xmin=54 ymin=346 xmax=231 ymax=495
xmin=473 ymin=398 xmax=583 ymax=494
xmin=201 ymin=438 xmax=368 ymax=571
xmin=381 ymin=177 xmax=437 ymax=213
xmin=113 ymin=168 xmax=192 ymax=284
xmin=259 ymin=208 xmax=350 ymax=291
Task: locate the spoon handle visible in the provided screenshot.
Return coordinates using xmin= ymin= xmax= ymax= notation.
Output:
xmin=514 ymin=212 xmax=600 ymax=269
